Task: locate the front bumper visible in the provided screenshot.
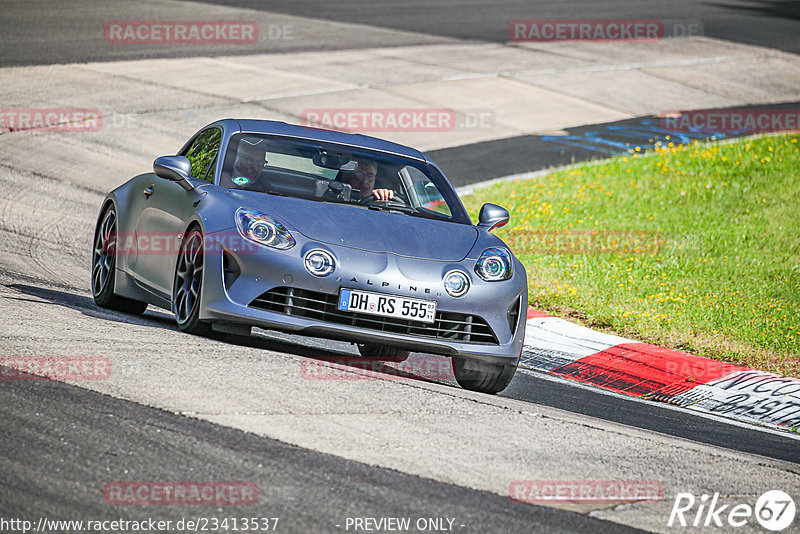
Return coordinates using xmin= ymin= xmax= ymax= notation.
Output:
xmin=199 ymin=229 xmax=528 ymax=364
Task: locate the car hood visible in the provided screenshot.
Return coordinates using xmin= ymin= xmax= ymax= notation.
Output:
xmin=229 ymin=192 xmax=478 ymax=261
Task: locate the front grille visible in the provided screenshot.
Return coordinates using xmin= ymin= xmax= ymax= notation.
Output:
xmin=249 ymin=287 xmax=498 ymax=345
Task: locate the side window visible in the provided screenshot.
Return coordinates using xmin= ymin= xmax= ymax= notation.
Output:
xmin=183 ymin=128 xmax=222 ymax=182
xmin=400 ymin=166 xmax=453 ymax=218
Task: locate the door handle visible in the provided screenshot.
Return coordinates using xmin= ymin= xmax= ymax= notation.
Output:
xmin=143 ymin=186 xmax=154 ymax=197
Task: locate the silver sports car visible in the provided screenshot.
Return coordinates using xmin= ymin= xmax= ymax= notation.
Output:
xmin=92 ymin=119 xmax=527 ymax=393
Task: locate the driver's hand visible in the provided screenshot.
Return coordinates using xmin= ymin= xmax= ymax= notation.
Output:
xmin=372 ymin=189 xmax=394 ymax=201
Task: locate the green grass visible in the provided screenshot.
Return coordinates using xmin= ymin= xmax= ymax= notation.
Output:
xmin=461 ymin=134 xmax=800 ymax=377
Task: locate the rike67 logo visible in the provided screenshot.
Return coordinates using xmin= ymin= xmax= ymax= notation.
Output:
xmin=668 ymin=490 xmax=795 ymax=531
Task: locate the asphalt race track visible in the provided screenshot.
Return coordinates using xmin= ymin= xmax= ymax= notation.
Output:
xmin=2 ymin=1 xmax=800 ymax=533
xmin=2 ymin=0 xmax=799 ymax=66
xmin=1 ymin=110 xmax=798 ymax=531
xmin=199 ymin=0 xmax=800 ymax=54
xmin=1 ymin=372 xmax=640 ymax=533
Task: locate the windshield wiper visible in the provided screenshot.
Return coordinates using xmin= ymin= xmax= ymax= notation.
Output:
xmin=367 ymin=203 xmax=418 ymax=215
xmin=267 ymin=190 xmax=324 ymax=203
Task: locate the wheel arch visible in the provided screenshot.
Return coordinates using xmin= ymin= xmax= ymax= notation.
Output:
xmin=93 ymin=196 xmax=117 ymax=230
xmin=172 ymin=218 xmax=213 ymax=335
xmin=184 ymin=218 xmax=204 ymax=234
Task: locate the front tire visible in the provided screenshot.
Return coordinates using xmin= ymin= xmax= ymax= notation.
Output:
xmin=91 ymin=205 xmax=147 ymax=314
xmin=452 ymin=356 xmax=517 ymax=394
xmin=172 ymin=228 xmax=211 ymax=335
xmin=357 ymin=343 xmax=410 ymax=363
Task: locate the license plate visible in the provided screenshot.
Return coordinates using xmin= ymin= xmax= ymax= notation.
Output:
xmin=337 ymin=288 xmax=437 ymax=324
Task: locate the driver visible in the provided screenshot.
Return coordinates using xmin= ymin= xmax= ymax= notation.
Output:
xmin=341 ymin=158 xmax=394 ymax=201
xmin=231 ymin=139 xmax=267 ymax=188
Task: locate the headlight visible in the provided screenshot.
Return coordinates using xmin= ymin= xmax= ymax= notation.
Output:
xmin=443 ymin=270 xmax=470 ymax=297
xmin=304 ymin=249 xmax=335 ymax=277
xmin=235 ymin=208 xmax=295 ymax=250
xmin=475 ymin=247 xmax=513 ymax=281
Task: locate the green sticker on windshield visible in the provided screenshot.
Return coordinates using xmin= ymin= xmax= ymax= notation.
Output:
xmin=232 ymin=176 xmax=250 ymax=185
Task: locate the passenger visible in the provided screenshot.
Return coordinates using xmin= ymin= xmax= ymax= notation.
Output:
xmin=231 ymin=139 xmax=267 ymax=187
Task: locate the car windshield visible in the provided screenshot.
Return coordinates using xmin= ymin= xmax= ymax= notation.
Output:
xmin=220 ymin=133 xmax=470 ymax=224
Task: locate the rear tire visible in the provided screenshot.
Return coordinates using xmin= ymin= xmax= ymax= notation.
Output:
xmin=91 ymin=205 xmax=148 ymax=315
xmin=172 ymin=228 xmax=212 ymax=336
xmin=357 ymin=343 xmax=410 ymax=363
xmin=452 ymin=356 xmax=517 ymax=394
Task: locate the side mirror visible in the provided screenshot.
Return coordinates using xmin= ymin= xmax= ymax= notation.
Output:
xmin=477 ymin=203 xmax=509 ymax=232
xmin=153 ymin=156 xmax=193 ymax=191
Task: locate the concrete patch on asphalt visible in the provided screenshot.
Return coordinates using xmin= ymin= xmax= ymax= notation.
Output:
xmin=2 ymin=37 xmax=799 ymax=194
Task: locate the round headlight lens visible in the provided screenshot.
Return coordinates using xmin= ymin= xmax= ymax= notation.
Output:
xmin=304 ymin=249 xmax=335 ymax=277
xmin=475 ymin=247 xmax=512 ymax=281
xmin=443 ymin=270 xmax=470 ymax=297
xmin=250 ymin=221 xmax=275 ymax=242
xmin=235 ymin=208 xmax=295 ymax=250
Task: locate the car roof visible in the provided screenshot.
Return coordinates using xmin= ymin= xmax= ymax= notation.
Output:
xmin=228 ymin=119 xmax=428 ymax=162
